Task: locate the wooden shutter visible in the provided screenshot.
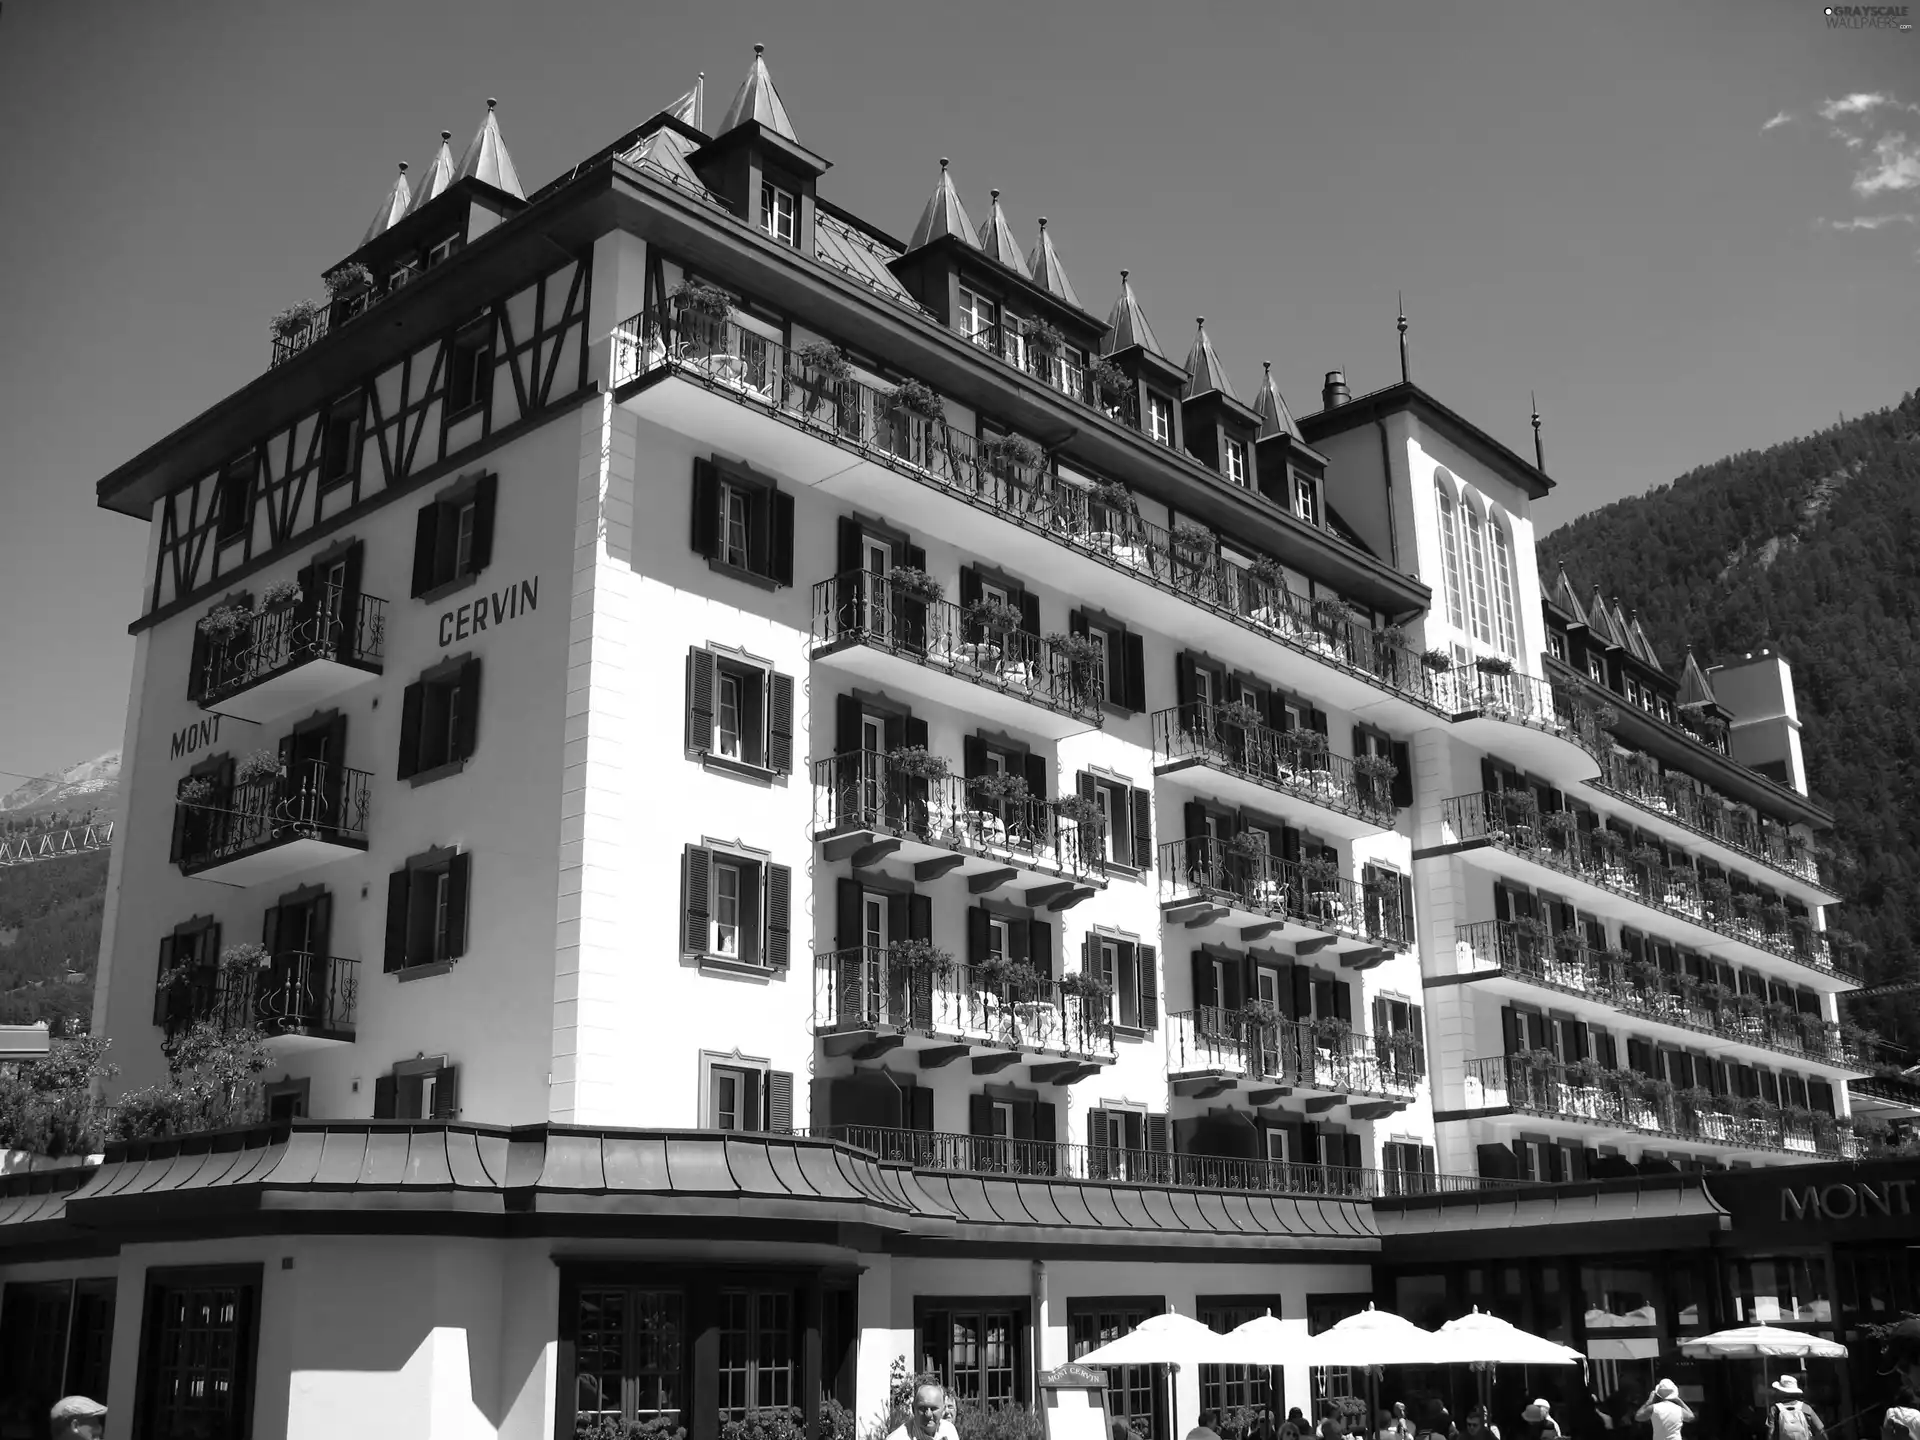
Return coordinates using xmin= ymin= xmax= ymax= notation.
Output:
xmin=431 ymin=1065 xmax=460 ymax=1119
xmin=690 ymin=459 xmax=721 ymax=558
xmin=1192 ymin=953 xmax=1219 ymax=1008
xmin=372 ymin=1075 xmax=398 ymax=1119
xmin=686 ymin=650 xmax=715 ymax=754
xmin=1137 ymin=945 xmax=1158 ymax=1029
xmin=1290 ymin=966 xmax=1313 ymax=1021
xmin=1372 ymin=995 xmax=1388 ymax=1039
xmin=152 ymin=935 xmax=178 ymax=1026
xmin=467 ymin=473 xmax=499 ymax=575
xmin=1176 ymin=652 xmax=1199 ymax=710
xmin=384 ymin=868 xmax=412 ymax=972
xmin=1331 ymin=975 xmax=1353 ymax=1023
xmin=397 ymin=680 xmax=425 ymax=780
xmin=1390 ymin=741 xmax=1413 ymax=808
xmin=453 ymin=659 xmax=482 ymax=762
xmin=1017 ymin=589 xmax=1040 ymax=636
xmin=765 ymin=863 xmax=791 ymax=969
xmin=768 ymin=672 xmax=794 ymax=774
xmin=1029 ymin=920 xmax=1053 ymax=978
xmin=683 ymin=844 xmax=711 ymax=955
xmin=1501 ymin=1004 xmax=1521 ymax=1055
xmin=260 ymin=903 xmax=283 ymax=957
xmin=967 ymin=904 xmax=989 ymax=965
xmin=411 ymin=503 xmax=440 ymax=597
xmin=969 ymin=1094 xmax=995 ymax=1137
xmin=1123 ymin=632 xmax=1146 ymax=712
xmin=909 ymin=1086 xmax=934 ymax=1133
xmin=836 ymin=517 xmax=863 ymax=575
xmin=1009 ymin=916 xmax=1030 ymax=964
xmin=444 ymin=852 xmax=471 ymax=959
xmin=1086 ymin=1107 xmax=1108 ymax=1149
xmin=1034 ymin=1100 xmax=1057 ymax=1145
xmin=909 ymin=892 xmax=932 ymax=943
xmin=963 ymin=734 xmax=987 ymax=779
xmin=1146 ymin=1112 xmax=1170 ymax=1153
xmin=1183 ymin=799 xmax=1208 ymax=843
xmin=836 ymin=877 xmax=861 ymax=949
xmin=1130 ymin=788 xmax=1154 ymax=870
xmin=1020 ymin=752 xmax=1045 ymax=801
xmin=770 ymin=490 xmax=795 ymax=586
xmin=1344 ymin=1133 xmax=1363 ymax=1170
xmin=1012 ymin=1098 xmax=1036 ymax=1142
xmin=767 ymin=1071 xmax=794 ymax=1133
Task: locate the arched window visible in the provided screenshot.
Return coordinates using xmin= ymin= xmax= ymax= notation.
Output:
xmin=1487 ymin=517 xmax=1519 ymax=657
xmin=1461 ymin=502 xmax=1494 ymax=647
xmin=1435 ymin=478 xmax=1467 ymax=631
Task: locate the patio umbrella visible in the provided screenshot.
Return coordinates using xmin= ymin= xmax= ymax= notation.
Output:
xmin=1434 ymin=1308 xmax=1584 ymax=1366
xmin=1304 ymin=1304 xmax=1448 ymax=1368
xmin=1214 ymin=1313 xmax=1313 ymax=1367
xmin=1076 ymin=1311 xmax=1233 ymax=1439
xmin=1678 ymin=1326 xmax=1847 ymax=1360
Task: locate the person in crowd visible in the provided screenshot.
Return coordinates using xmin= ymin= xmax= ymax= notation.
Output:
xmin=1279 ymin=1406 xmax=1309 ymax=1440
xmin=1382 ymin=1404 xmax=1416 ymax=1440
xmin=1636 ymin=1379 xmax=1696 ymax=1440
xmin=1419 ymin=1404 xmax=1458 ymax=1440
xmin=1520 ymin=1400 xmax=1562 ymax=1440
xmin=1188 ymin=1411 xmax=1225 ymax=1440
xmin=1882 ymin=1386 xmax=1920 ymax=1440
xmin=50 ymin=1397 xmax=107 ymax=1440
xmin=1766 ymin=1376 xmax=1825 ymax=1440
xmin=1464 ymin=1406 xmax=1502 ymax=1440
xmin=889 ymin=1381 xmax=951 ymax=1440
xmin=1318 ymin=1407 xmax=1348 ymax=1440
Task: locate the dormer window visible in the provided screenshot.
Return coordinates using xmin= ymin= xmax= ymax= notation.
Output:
xmin=1224 ymin=438 xmax=1248 ymax=487
xmin=1147 ymin=393 xmax=1172 ymax=446
xmin=760 ymin=181 xmax=798 ymax=247
xmin=1292 ymin=469 xmax=1320 ymax=526
xmin=389 ymin=263 xmax=418 ymax=292
xmin=958 ymin=288 xmax=998 ymax=348
xmin=426 ymin=234 xmax=458 ymax=268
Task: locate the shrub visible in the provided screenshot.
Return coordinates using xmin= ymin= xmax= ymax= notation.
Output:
xmin=323 ymin=261 xmax=375 ymax=296
xmin=0 ymin=1034 xmax=117 ymax=1159
xmin=797 ymin=342 xmax=853 ymax=382
xmin=1420 ymin=648 xmax=1452 ymax=671
xmin=887 ymin=939 xmax=955 ymax=977
xmin=954 ymin=1402 xmax=1045 ymax=1440
xmin=198 ymin=604 xmax=253 ymax=641
xmin=1353 ymin=753 xmax=1397 ymax=780
xmin=1474 ymin=655 xmax=1513 ymax=676
xmin=109 ymin=1020 xmax=271 ymax=1141
xmin=887 ymin=746 xmax=950 ymax=779
xmin=1058 ymin=969 xmax=1113 ymax=998
xmin=969 ymin=771 xmax=1031 ymax=806
xmin=670 ymin=279 xmax=734 ymax=320
xmin=270 ymin=299 xmax=322 ymax=338
xmin=1091 ymin=359 xmax=1132 ymax=407
xmin=979 ymin=433 xmax=1043 ymax=472
xmin=235 ymin=750 xmax=281 ymax=786
xmin=885 ymin=379 xmax=946 ymax=422
xmin=220 ymin=942 xmax=270 ymax=972
xmin=260 ymin=578 xmax=302 ymax=608
xmin=963 ymin=599 xmax=1023 ymax=635
xmin=885 ymin=567 xmax=945 ymax=603
xmin=1054 ymin=794 xmax=1105 ymax=830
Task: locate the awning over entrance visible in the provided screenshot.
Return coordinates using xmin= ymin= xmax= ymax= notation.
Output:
xmin=1375 ymin=1173 xmax=1730 ymax=1261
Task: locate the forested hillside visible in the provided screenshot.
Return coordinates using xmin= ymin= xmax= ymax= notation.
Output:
xmin=1542 ymin=389 xmax=1920 ymax=1053
xmin=0 ymin=848 xmax=106 ymax=1032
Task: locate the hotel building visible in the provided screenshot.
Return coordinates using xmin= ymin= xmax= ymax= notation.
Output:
xmin=0 ymin=50 xmax=1881 ymax=1440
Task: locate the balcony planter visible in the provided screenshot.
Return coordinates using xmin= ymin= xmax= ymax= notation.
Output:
xmin=887 ymin=938 xmax=955 ymax=980
xmin=1046 ymin=632 xmax=1105 ymax=695
xmin=1055 ymin=794 xmax=1105 ymax=832
xmin=1543 ymin=809 xmax=1577 ymax=841
xmin=1566 ymin=1057 xmax=1608 ymax=1086
xmin=1301 ymin=856 xmax=1341 ymax=893
xmin=259 ymin=579 xmax=302 ymax=610
xmin=670 ymin=279 xmax=733 ymax=322
xmin=1761 ymin=901 xmax=1790 ymax=931
xmin=962 ymin=598 xmax=1023 ymax=638
xmin=270 ymin=298 xmax=322 ymax=340
xmin=1474 ymin=656 xmax=1514 ymax=677
xmin=1787 ymin=915 xmax=1814 ymax=949
xmin=1057 ymin=969 xmax=1112 ymax=999
xmin=1420 ymin=648 xmax=1453 ymax=673
xmin=220 ymin=941 xmax=271 ymax=974
xmin=1353 ymin=754 xmax=1397 ymax=783
xmin=1313 ymin=1016 xmax=1353 ymax=1044
xmin=1240 ymin=998 xmax=1284 ymax=1026
xmin=1092 ymin=359 xmax=1132 ymax=412
xmin=1027 ymin=319 xmax=1067 ymax=361
xmin=1552 ymin=929 xmax=1586 ymax=964
xmin=968 ymin=771 xmax=1031 ymax=807
xmin=1215 ymin=700 xmax=1265 ymax=732
xmin=885 ymin=566 xmax=945 ymax=604
xmin=322 ymin=261 xmax=374 ymax=299
xmin=176 ymin=776 xmax=214 ymax=805
xmin=1227 ymin=830 xmax=1271 ymax=860
xmin=1732 ymin=892 xmax=1761 ymax=921
xmin=977 ymin=958 xmax=1045 ymax=996
xmin=978 ymin=433 xmax=1044 ymax=475
xmin=883 ymin=379 xmax=946 ymax=423
xmin=234 ymin=750 xmax=281 ymax=787
xmin=887 ymin=746 xmax=951 ymax=781
xmin=1628 ymin=845 xmax=1665 ymax=871
xmin=198 ymin=604 xmax=253 ymax=644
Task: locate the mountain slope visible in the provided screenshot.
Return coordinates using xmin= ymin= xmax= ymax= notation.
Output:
xmin=1542 ymin=389 xmax=1920 ymax=1052
xmin=0 ymin=752 xmax=120 ymax=1034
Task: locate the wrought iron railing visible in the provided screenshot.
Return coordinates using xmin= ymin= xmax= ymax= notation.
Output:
xmin=1592 ymin=747 xmax=1824 ymax=888
xmin=1159 ymin=835 xmax=1411 ymax=950
xmin=820 ymin=1124 xmax=1508 ymax=1199
xmin=190 ymin=586 xmax=387 ymax=706
xmin=1441 ymin=792 xmax=1849 ymax=980
xmin=269 ymin=284 xmax=395 ymax=367
xmin=1434 ymin=667 xmax=1607 ymax=755
xmin=1851 ymin=1073 xmax=1920 ymax=1110
xmin=173 ymin=760 xmax=373 ymax=873
xmin=811 ymin=750 xmax=1106 ymax=881
xmin=1152 ymin=702 xmax=1398 ymax=827
xmin=810 ymin=571 xmax=1106 ymax=727
xmin=1454 ymin=920 xmax=1856 ymax=1067
xmin=153 ymin=952 xmax=358 ymax=1039
xmin=613 ymin=310 xmax=1441 ymax=710
xmin=1463 ymin=1055 xmax=1857 ymax=1158
xmin=813 ymin=946 xmax=1115 ymax=1059
xmin=1166 ymin=1007 xmax=1424 ymax=1097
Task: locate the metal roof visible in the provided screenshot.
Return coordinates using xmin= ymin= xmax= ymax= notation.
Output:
xmin=1625 ymin=615 xmax=1664 ymax=671
xmin=1026 ymin=218 xmax=1082 ymax=309
xmin=405 ymin=131 xmax=456 ymax=216
xmin=619 ymin=126 xmax=716 ymax=204
xmin=815 ymin=210 xmax=920 ymax=308
xmin=360 ymin=164 xmax=413 ymax=246
xmin=1181 ymin=318 xmax=1237 ymax=401
xmin=1678 ymin=650 xmax=1720 ymax=708
xmin=455 ymin=99 xmax=525 ymax=199
xmin=716 ymin=45 xmax=796 ymax=141
xmin=1253 ymin=362 xmax=1304 ymax=441
xmin=1103 ymin=271 xmax=1164 ymax=358
xmin=1375 ymin=1174 xmax=1728 ymax=1260
xmin=1584 ymin=585 xmax=1624 ymax=646
xmin=1545 ymin=565 xmax=1589 ymax=626
xmin=665 ymin=74 xmax=706 ymax=134
xmin=907 ymin=159 xmax=980 ymax=250
xmin=978 ymin=191 xmax=1031 ymax=280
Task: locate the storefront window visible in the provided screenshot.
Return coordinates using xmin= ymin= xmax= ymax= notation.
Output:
xmin=1070 ymin=1302 xmax=1161 ymax=1436
xmin=1834 ymin=1250 xmax=1908 ymax=1319
xmin=1534 ymin=1264 xmax=1568 ymax=1342
xmin=1730 ymin=1258 xmax=1830 ymax=1324
xmin=1581 ymin=1265 xmax=1660 ymax=1330
xmin=717 ymin=1290 xmax=794 ymax=1417
xmin=1396 ymin=1275 xmax=1448 ymax=1332
xmin=1670 ymin=1263 xmax=1710 ymax=1332
xmin=575 ymin=1288 xmax=684 ymax=1427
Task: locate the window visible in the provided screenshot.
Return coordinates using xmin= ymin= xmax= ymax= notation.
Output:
xmin=686 ymin=647 xmax=794 ymax=775
xmin=699 ymin=1053 xmax=794 ymax=1133
xmin=691 ymin=458 xmax=794 ymax=588
xmin=0 ymin=1278 xmax=115 ymax=1429
xmin=410 ymin=472 xmax=498 ymax=598
xmin=1435 ymin=479 xmax=1467 ymax=630
xmin=383 ymin=846 xmax=471 ymax=973
xmin=1199 ymin=1298 xmax=1281 ymax=1417
xmin=215 ymin=456 xmax=253 ymax=545
xmin=1381 ymin=1140 xmax=1437 ymax=1195
xmin=1146 ymin=393 xmax=1172 ymax=445
xmin=958 ymin=287 xmax=998 ymax=346
xmin=1056 ymin=344 xmax=1087 ymax=400
xmin=1087 ymin=932 xmax=1158 ymax=1031
xmin=426 ymin=233 xmax=458 ymax=267
xmin=397 ymin=656 xmax=481 ymax=781
xmin=759 ymin=181 xmax=798 ymax=246
xmin=319 ymin=396 xmax=361 ymax=488
xmin=1461 ymin=503 xmax=1495 ymax=647
xmin=373 ymin=1056 xmax=459 ymax=1119
xmin=1069 ymin=1300 xmax=1162 ymax=1435
xmin=572 ymin=1287 xmax=685 ymax=1430
xmin=1224 ymin=438 xmax=1248 ymax=487
xmin=1293 ymin=469 xmax=1321 ymax=526
xmin=1076 ymin=771 xmax=1153 ymax=870
xmin=447 ymin=321 xmax=493 ymax=415
xmin=136 ymin=1268 xmax=260 ymax=1440
xmin=717 ymin=1289 xmax=794 ymax=1418
xmin=153 ymin=915 xmax=221 ymax=1031
xmin=1068 ymin=609 xmax=1142 ymax=711
xmin=1589 ymin=655 xmax=1608 ymax=684
xmin=919 ymin=1301 xmax=1028 ymax=1404
xmin=264 ymin=1077 xmax=310 ymax=1121
xmin=682 ymin=844 xmax=791 ymax=970
xmin=1548 ymin=632 xmax=1566 ymax=661
xmin=1487 ymin=519 xmax=1518 ymax=655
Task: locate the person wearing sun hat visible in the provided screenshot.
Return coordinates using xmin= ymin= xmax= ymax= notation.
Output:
xmin=1636 ymin=1380 xmax=1695 ymax=1440
xmin=1520 ymin=1400 xmax=1562 ymax=1440
xmin=1767 ymin=1375 xmax=1826 ymax=1440
xmin=49 ymin=1395 xmax=107 ymax=1440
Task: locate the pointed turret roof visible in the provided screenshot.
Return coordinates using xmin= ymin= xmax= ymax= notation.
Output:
xmin=406 ymin=130 xmax=456 ymax=216
xmin=455 ymin=99 xmax=524 ymax=198
xmin=717 ymin=44 xmax=796 ymax=140
xmin=361 ymin=163 xmax=413 ymax=245
xmin=1181 ymin=318 xmax=1236 ymax=400
xmin=1545 ymin=565 xmax=1588 ymax=626
xmin=666 ymin=73 xmax=706 ymax=133
xmin=620 ymin=126 xmax=715 ymax=201
xmin=1025 ymin=218 xmax=1081 ymax=308
xmin=1677 ymin=650 xmax=1718 ymax=708
xmin=1252 ymin=363 xmax=1304 ymax=441
xmin=1584 ymin=586 xmax=1623 ymax=646
xmin=978 ymin=190 xmax=1030 ymax=278
xmin=1103 ymin=271 xmax=1164 ymax=357
xmin=907 ymin=159 xmax=979 ymax=250
xmin=1626 ymin=615 xmax=1664 ymax=672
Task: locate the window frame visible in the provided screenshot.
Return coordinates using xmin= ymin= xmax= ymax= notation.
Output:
xmin=133 ymin=1265 xmax=263 ymax=1440
xmin=1067 ymin=1296 xmax=1167 ymax=1436
xmin=215 ymin=455 xmax=254 ymax=547
xmin=915 ymin=1295 xmax=1033 ymax=1407
xmin=446 ymin=319 xmax=495 ymax=419
xmin=397 ymin=654 xmax=481 ymax=785
xmin=1224 ymin=437 xmax=1248 ymax=487
xmin=411 ymin=470 xmax=497 ymax=601
xmin=317 ymin=393 xmax=362 ymax=491
xmin=682 ymin=841 xmax=791 ymax=973
xmin=1146 ymin=393 xmax=1173 ymax=446
xmin=686 ymin=645 xmax=793 ymax=779
xmin=759 ymin=180 xmax=799 ymax=247
xmin=384 ymin=845 xmax=470 ymax=977
xmin=698 ymin=1050 xmax=793 ymax=1134
xmin=691 ymin=457 xmax=794 ymax=590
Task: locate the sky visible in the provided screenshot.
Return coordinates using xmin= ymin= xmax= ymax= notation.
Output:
xmin=0 ymin=0 xmax=1915 ymax=782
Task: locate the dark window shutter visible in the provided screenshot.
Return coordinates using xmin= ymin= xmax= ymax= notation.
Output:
xmin=260 ymin=904 xmax=283 ymax=957
xmin=1009 ymin=916 xmax=1029 ymax=964
xmin=683 ymin=844 xmax=711 ymax=955
xmin=411 ymin=503 xmax=440 ymax=597
xmin=1399 ymin=875 xmax=1414 ymax=944
xmin=1123 ymin=632 xmax=1146 ymax=712
xmin=909 ymin=1085 xmax=934 ymax=1133
xmin=1372 ymin=994 xmax=1387 ymax=1038
xmin=909 ymin=892 xmax=932 ymax=942
xmin=1077 ymin=770 xmax=1095 ymax=804
xmin=1344 ymin=1133 xmax=1363 ymax=1170
xmin=1012 ymin=1098 xmax=1036 ymax=1142
xmin=963 ymin=735 xmax=987 ymax=779
xmin=768 ymin=672 xmax=794 ymax=774
xmin=1176 ymin=651 xmax=1199 ymax=710
xmin=431 ymin=1065 xmax=460 ymax=1119
xmin=958 ymin=566 xmax=982 ymax=608
xmin=1029 ymin=920 xmax=1053 ymax=978
xmin=1501 ymin=1004 xmax=1521 ymax=1055
xmin=1810 ymin=1078 xmax=1834 ymax=1115
xmin=1034 ymin=1100 xmax=1057 ymax=1145
xmin=686 ymin=650 xmax=715 ymax=754
xmin=1086 ymin=1106 xmax=1108 ymax=1149
xmin=1146 ymin=1112 xmax=1170 ymax=1153
xmin=837 ymin=517 xmax=863 ymax=575
xmin=691 ymin=459 xmax=721 ymax=558
xmin=1017 ymin=590 xmax=1040 ymax=637
xmin=467 ymin=473 xmax=498 ymax=574
xmin=1138 ymin=944 xmax=1158 ymax=1030
xmin=1308 ymin=707 xmax=1328 ymax=736
xmin=1351 ymin=725 xmax=1366 ymax=765
xmin=968 ymin=905 xmax=990 ymax=965
xmin=373 ymin=1074 xmax=398 ymax=1119
xmin=152 ymin=936 xmax=176 ymax=1026
xmin=766 ymin=863 xmax=791 ymax=969
xmin=397 ymin=681 xmax=425 ymax=780
xmin=836 ymin=694 xmax=863 ymax=756
xmin=384 ymin=869 xmax=411 ymax=972
xmin=445 ymin=852 xmax=471 ymax=958
xmin=1183 ymin=800 xmax=1208 ymax=843
xmin=1193 ymin=952 xmax=1219 ymax=1008
xmin=169 ymin=793 xmax=190 ymax=864
xmin=1023 ymin=752 xmax=1046 ymax=800
xmin=1290 ymin=965 xmax=1313 ymax=1021
xmin=768 ymin=1071 xmax=794 ymax=1133
xmin=770 ymin=490 xmax=795 ymax=586
xmin=1493 ymin=883 xmax=1512 ymax=923
xmin=837 ymin=877 xmax=862 ymax=949
xmin=970 ymin=1093 xmax=995 ymax=1137
xmin=1130 ymin=788 xmax=1154 ymax=870
xmin=453 ymin=659 xmax=482 ymax=762
xmin=1390 ymin=741 xmax=1413 ymax=808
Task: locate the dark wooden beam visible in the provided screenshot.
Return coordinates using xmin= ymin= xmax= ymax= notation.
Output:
xmin=1031 ymin=1061 xmax=1093 ymax=1085
xmin=1025 ymin=882 xmax=1075 ymax=909
xmin=1046 ymin=886 xmax=1096 ymax=912
xmin=1304 ymin=1093 xmax=1345 ymax=1113
xmin=1172 ymin=1074 xmax=1235 ymax=1099
xmin=1339 ymin=947 xmax=1387 ymax=971
xmin=1247 ymin=1087 xmax=1292 ymax=1106
xmin=913 ymin=854 xmax=966 ymax=883
xmin=1241 ymin=922 xmax=1288 ymax=943
xmin=1163 ymin=900 xmax=1213 ymax=922
xmin=822 ymin=1030 xmax=879 ymax=1058
xmin=968 ymin=867 xmax=1019 ymax=896
xmin=919 ymin=1045 xmax=972 ymax=1070
xmin=1184 ymin=907 xmax=1230 ymax=929
xmin=1348 ymin=1099 xmax=1408 ymax=1120
xmin=851 ymin=837 xmax=902 ymax=869
xmin=1294 ymin=935 xmax=1338 ymax=956
xmin=970 ymin=1051 xmax=1022 ymax=1075
xmin=852 ymin=1035 xmax=906 ymax=1061
xmin=821 ymin=831 xmax=876 ymax=863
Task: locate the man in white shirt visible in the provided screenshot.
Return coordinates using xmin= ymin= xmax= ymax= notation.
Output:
xmin=1636 ymin=1379 xmax=1696 ymax=1440
xmin=889 ymin=1381 xmax=960 ymax=1440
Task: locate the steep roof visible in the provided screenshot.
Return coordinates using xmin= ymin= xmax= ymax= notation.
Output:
xmin=1625 ymin=615 xmax=1665 ymax=672
xmin=1182 ymin=318 xmax=1236 ymax=401
xmin=1103 ymin=271 xmax=1163 ymax=357
xmin=1677 ymin=650 xmax=1719 ymax=708
xmin=1545 ymin=565 xmax=1588 ymax=626
xmin=815 ymin=209 xmax=922 ymax=310
xmin=907 ymin=158 xmax=980 ymax=250
xmin=405 ymin=131 xmax=456 ymax=216
xmin=361 ymin=164 xmax=413 ymax=246
xmin=665 ymin=74 xmax=706 ymax=133
xmin=716 ymin=44 xmax=795 ymax=140
xmin=455 ymin=100 xmax=524 ymax=198
xmin=1585 ymin=585 xmax=1624 ymax=647
xmin=978 ymin=190 xmax=1030 ymax=279
xmin=1252 ymin=363 xmax=1304 ymax=441
xmin=1026 ymin=218 xmax=1081 ymax=309
xmin=619 ymin=126 xmax=716 ymax=204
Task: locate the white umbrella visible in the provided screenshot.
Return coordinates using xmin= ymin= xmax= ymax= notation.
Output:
xmin=1435 ymin=1308 xmax=1583 ymax=1366
xmin=1305 ymin=1304 xmax=1448 ymax=1368
xmin=1215 ymin=1313 xmax=1313 ymax=1367
xmin=1678 ymin=1326 xmax=1847 ymax=1360
xmin=1076 ymin=1312 xmax=1233 ymax=1439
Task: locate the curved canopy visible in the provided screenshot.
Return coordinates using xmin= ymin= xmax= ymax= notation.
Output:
xmin=1434 ymin=1309 xmax=1583 ymax=1366
xmin=1075 ymin=1311 xmax=1230 ymax=1368
xmin=1678 ymin=1326 xmax=1847 ymax=1360
xmin=1214 ymin=1313 xmax=1313 ymax=1368
xmin=1304 ymin=1304 xmax=1447 ymax=1368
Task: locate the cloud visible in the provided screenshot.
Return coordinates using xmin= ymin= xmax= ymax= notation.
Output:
xmin=1762 ymin=110 xmax=1793 ymax=132
xmin=1817 ymin=213 xmax=1919 ymax=230
xmin=1817 ymin=93 xmax=1920 ymax=121
xmin=1854 ymin=132 xmax=1920 ymax=195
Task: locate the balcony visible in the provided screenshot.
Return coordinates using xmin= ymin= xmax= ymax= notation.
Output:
xmin=614 ymin=311 xmax=1442 ymax=723
xmin=1588 ymin=748 xmax=1832 ymax=904
xmin=190 ymin=588 xmax=386 ymax=724
xmin=810 ymin=573 xmax=1104 ymax=737
xmin=1451 ymin=920 xmax=1864 ymax=1075
xmin=820 ymin=1124 xmax=1505 ymax=1201
xmin=1462 ymin=1055 xmax=1857 ymax=1160
xmin=155 ymin=952 xmax=358 ymax=1047
xmin=268 ymin=280 xmax=397 ymax=368
xmin=173 ymin=761 xmax=372 ymax=885
xmin=1436 ymin=792 xmax=1855 ymax=988
xmin=814 ymin=946 xmax=1115 ymax=1078
xmin=1165 ymin=1007 xmax=1423 ymax=1114
xmin=812 ymin=751 xmax=1104 ymax=902
xmin=1159 ymin=836 xmax=1411 ymax=964
xmin=1849 ymin=1073 xmax=1920 ymax=1121
xmin=1435 ymin=666 xmax=1605 ymax=780
xmin=1152 ymin=703 xmax=1398 ymax=839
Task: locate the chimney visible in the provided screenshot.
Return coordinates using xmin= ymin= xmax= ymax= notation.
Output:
xmin=1322 ymin=370 xmax=1350 ymax=410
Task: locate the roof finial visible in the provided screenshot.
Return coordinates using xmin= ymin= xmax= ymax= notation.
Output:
xmin=487 ymin=97 xmax=498 ymax=110
xmin=1196 ymin=316 xmax=1206 ymax=330
xmin=1037 ymin=216 xmax=1048 ymax=229
xmin=1120 ymin=268 xmax=1129 ymax=283
xmin=398 ymin=161 xmax=408 ymax=173
xmin=940 ymin=156 xmax=949 ymax=171
xmin=990 ymin=187 xmax=1000 ymax=202
xmin=1531 ymin=391 xmax=1545 ymax=472
xmin=754 ymin=42 xmax=765 ymax=55
xmin=1397 ymin=291 xmax=1410 ymax=385
xmin=441 ymin=129 xmax=452 ymax=142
